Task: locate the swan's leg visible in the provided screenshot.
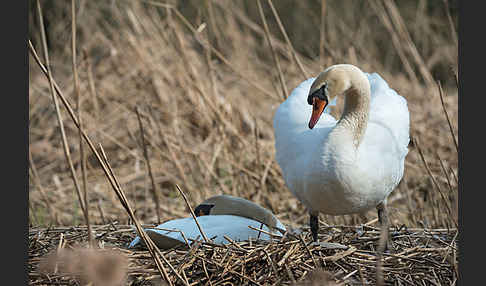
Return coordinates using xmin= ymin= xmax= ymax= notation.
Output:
xmin=310 ymin=212 xmax=319 ymax=242
xmin=376 ymin=201 xmax=391 ymax=251
xmin=309 ymin=212 xmax=348 ymax=249
xmin=377 ymin=202 xmax=387 ymax=225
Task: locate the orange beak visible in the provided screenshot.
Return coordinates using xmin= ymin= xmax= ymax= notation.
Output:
xmin=308 ymin=97 xmax=328 ymax=129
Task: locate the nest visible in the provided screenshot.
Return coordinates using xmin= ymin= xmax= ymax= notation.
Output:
xmin=28 ymin=223 xmax=458 ymax=285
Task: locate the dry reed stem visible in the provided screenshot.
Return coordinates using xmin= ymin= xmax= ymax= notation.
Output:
xmin=175 ymin=184 xmax=209 ymax=243
xmin=295 ymin=234 xmax=318 ymax=268
xmin=369 ymin=0 xmax=418 ymax=85
xmin=442 ymin=0 xmax=458 ymax=48
xmin=437 ymin=80 xmax=458 ymax=153
xmin=204 ymin=0 xmax=221 ymax=51
xmin=375 ymin=229 xmax=387 ymax=286
xmin=97 ymin=199 xmax=107 ymax=225
xmin=453 ymin=68 xmax=459 ymax=90
xmin=266 ymin=0 xmax=309 ymax=79
xmin=135 ymin=107 xmax=161 ymax=224
xmin=168 ymin=8 xmax=277 ymax=101
xmin=414 ymin=138 xmax=457 ymax=229
xmin=29 ymin=38 xmax=179 ymax=286
xmin=29 ymin=149 xmax=57 ymax=224
xmin=71 ymin=0 xmax=93 ymax=248
xmin=382 ymin=0 xmax=434 ymax=86
xmin=253 ymin=116 xmax=261 ymax=167
xmin=203 ymin=26 xmax=219 ymax=119
xmin=29 ymin=41 xmax=81 ymax=127
xmin=135 ymin=0 xmax=173 ymax=9
xmin=255 ymin=157 xmax=273 ymax=204
xmin=36 ymin=0 xmax=88 ymax=225
xmin=436 ymin=152 xmax=455 ymax=200
xmin=82 ymin=49 xmax=100 ymax=120
xmin=216 ymin=1 xmax=304 ymax=65
xmin=98 ymin=144 xmax=182 ymax=286
xmin=256 ymin=0 xmax=288 ymax=100
xmin=319 ymin=0 xmax=327 ymax=69
xmin=166 ymin=10 xmax=250 ymax=150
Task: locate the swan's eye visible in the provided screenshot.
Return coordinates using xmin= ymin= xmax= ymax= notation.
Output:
xmin=307 ymin=84 xmax=328 ymax=105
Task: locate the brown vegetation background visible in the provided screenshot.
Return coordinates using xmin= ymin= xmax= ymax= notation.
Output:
xmin=28 ymin=0 xmax=458 ymax=233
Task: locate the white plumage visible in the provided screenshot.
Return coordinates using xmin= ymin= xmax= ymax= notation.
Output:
xmin=273 ymin=65 xmax=409 ymax=224
xmin=128 ymin=194 xmax=286 ymax=249
xmin=129 ymin=215 xmax=286 ymax=248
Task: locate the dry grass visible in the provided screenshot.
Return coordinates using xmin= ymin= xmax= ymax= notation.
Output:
xmin=28 ymin=0 xmax=458 ymax=285
xmin=29 ymin=224 xmax=457 ymax=285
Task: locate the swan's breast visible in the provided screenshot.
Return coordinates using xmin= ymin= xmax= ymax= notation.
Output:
xmin=303 ymin=128 xmax=397 ymax=215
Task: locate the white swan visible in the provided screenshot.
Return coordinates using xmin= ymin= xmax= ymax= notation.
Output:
xmin=129 ymin=195 xmax=286 ymax=249
xmin=273 ymin=64 xmax=409 ymax=242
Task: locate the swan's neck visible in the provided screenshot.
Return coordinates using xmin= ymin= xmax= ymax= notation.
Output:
xmin=334 ymin=85 xmax=370 ymax=148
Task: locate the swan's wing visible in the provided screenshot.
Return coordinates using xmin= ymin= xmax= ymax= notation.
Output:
xmin=129 ymin=215 xmax=285 ymax=248
xmin=358 ymin=73 xmax=410 ymax=197
xmin=366 ymin=72 xmax=410 ymax=157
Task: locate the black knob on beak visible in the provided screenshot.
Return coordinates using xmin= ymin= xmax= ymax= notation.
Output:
xmin=307 ymin=84 xmax=328 ymax=105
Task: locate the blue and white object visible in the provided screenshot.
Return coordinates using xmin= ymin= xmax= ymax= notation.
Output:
xmin=129 ymin=214 xmax=286 ymax=248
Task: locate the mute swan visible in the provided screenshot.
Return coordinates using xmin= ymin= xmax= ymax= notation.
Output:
xmin=273 ymin=64 xmax=409 ymax=243
xmin=129 ymin=195 xmax=286 ymax=249
xmin=194 ymin=194 xmax=286 ymax=232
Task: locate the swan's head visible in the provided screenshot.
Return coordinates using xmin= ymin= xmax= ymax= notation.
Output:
xmin=307 ymin=64 xmax=359 ymax=129
xmin=193 ymin=195 xmax=285 ymax=233
xmin=194 ymin=202 xmax=215 ymax=216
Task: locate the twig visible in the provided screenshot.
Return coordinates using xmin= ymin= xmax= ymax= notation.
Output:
xmin=223 ymin=235 xmax=247 ymax=252
xmin=170 ymin=8 xmax=277 ymax=101
xmin=263 ymin=248 xmax=279 ymax=274
xmin=36 ymin=0 xmax=87 ymax=226
xmin=97 ymin=199 xmax=107 ymax=225
xmin=297 ymin=234 xmax=319 ymax=268
xmin=204 ymin=0 xmax=221 ymax=51
xmin=256 ymin=157 xmax=273 ymax=205
xmin=437 ymin=80 xmax=458 ymax=152
xmin=358 ymin=266 xmax=366 ymax=285
xmin=376 ymin=231 xmax=386 ymax=286
xmin=449 ymin=166 xmax=458 ymax=185
xmin=98 ymin=144 xmax=182 ymax=286
xmin=382 ymin=0 xmax=434 ymax=86
xmin=436 ymin=153 xmax=456 ymax=196
xmin=136 ymin=107 xmax=161 ymax=224
xmin=266 ymin=0 xmax=309 ymax=79
xmin=256 ymin=0 xmax=288 ymax=100
xmin=339 ymin=269 xmax=358 ymax=283
xmin=441 ymin=230 xmax=458 ymax=264
xmin=29 ymin=149 xmax=57 ymax=224
xmin=319 ymin=0 xmax=327 ymax=68
xmin=71 ymin=0 xmax=93 ymax=247
xmin=442 ymin=0 xmax=458 ymax=47
xmin=369 ymin=0 xmax=418 ymax=85
xmin=82 ymin=49 xmax=100 ymax=120
xmin=453 ymin=68 xmax=459 ymax=90
xmin=175 ymin=184 xmax=209 ymax=243
xmin=414 ymin=138 xmax=457 ymax=228
xmin=166 ymin=11 xmax=250 ymax=149
xmin=247 ymin=225 xmax=281 ymax=238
